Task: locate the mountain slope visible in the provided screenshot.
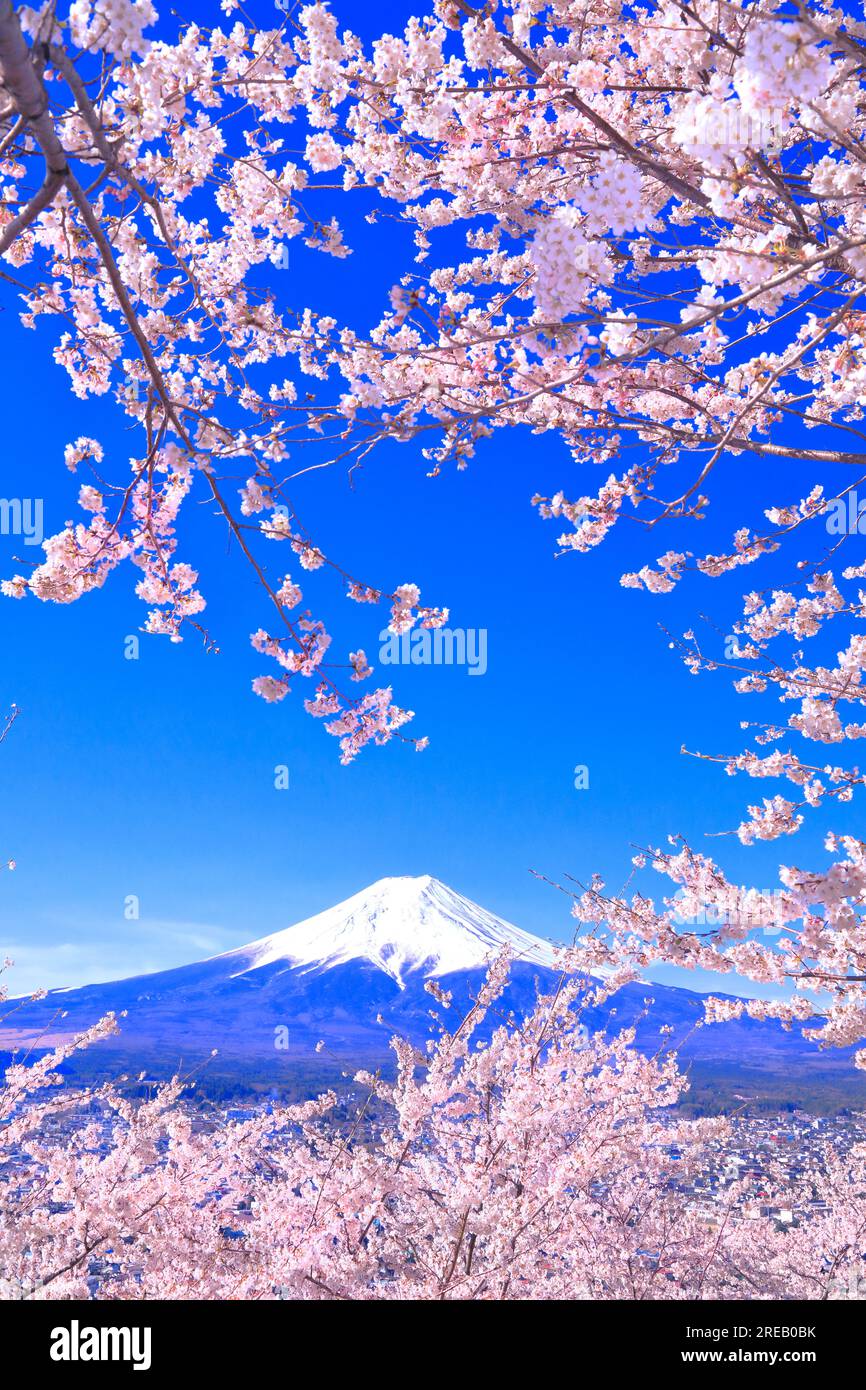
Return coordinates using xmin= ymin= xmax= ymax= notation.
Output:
xmin=220 ymin=874 xmax=558 ymax=984
xmin=2 ymin=876 xmax=863 ymax=1109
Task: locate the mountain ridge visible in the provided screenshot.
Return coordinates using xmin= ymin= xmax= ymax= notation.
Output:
xmin=218 ymin=874 xmax=559 ymax=985
xmin=2 ymin=875 xmax=864 ymax=1111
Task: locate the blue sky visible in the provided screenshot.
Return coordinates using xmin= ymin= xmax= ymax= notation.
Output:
xmin=0 ymin=0 xmax=850 ymax=996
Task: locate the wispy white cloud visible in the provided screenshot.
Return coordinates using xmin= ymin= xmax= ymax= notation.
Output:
xmin=0 ymin=918 xmax=243 ymax=996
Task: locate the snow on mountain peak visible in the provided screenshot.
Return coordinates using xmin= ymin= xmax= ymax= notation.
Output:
xmin=227 ymin=875 xmax=557 ymax=987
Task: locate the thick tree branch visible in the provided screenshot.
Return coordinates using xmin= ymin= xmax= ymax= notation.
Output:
xmin=0 ymin=0 xmax=68 ymax=253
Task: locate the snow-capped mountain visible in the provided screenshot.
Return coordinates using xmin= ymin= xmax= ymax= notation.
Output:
xmin=1 ymin=875 xmax=861 ymax=1105
xmin=221 ymin=875 xmax=558 ymax=986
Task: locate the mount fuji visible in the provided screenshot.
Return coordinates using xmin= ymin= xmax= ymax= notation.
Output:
xmin=221 ymin=874 xmax=559 ymax=984
xmin=2 ymin=876 xmax=863 ymax=1109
